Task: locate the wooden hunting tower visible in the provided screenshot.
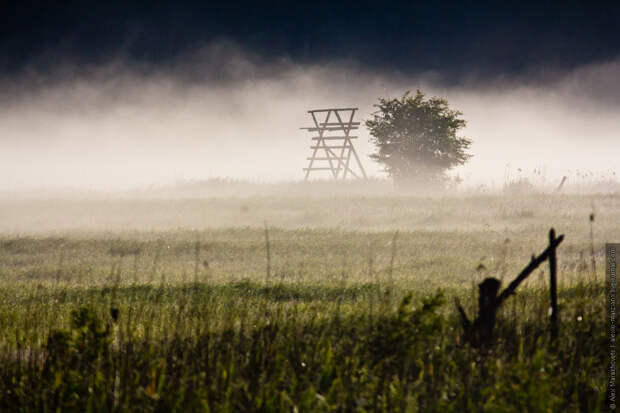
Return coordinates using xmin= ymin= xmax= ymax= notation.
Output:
xmin=301 ymin=108 xmax=367 ymax=180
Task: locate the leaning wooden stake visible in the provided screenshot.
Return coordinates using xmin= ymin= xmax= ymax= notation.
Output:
xmin=556 ymin=176 xmax=567 ymax=192
xmin=457 ymin=228 xmax=564 ymax=347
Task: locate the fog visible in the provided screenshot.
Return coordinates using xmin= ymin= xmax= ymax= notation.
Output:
xmin=1 ymin=42 xmax=618 ymax=192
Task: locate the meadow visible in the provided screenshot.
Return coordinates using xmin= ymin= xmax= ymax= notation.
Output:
xmin=0 ymin=184 xmax=616 ymax=411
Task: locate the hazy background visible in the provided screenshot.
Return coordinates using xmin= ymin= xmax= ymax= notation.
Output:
xmin=0 ymin=41 xmax=618 ymax=192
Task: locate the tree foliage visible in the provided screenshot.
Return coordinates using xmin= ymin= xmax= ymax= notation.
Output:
xmin=366 ymin=90 xmax=472 ymax=187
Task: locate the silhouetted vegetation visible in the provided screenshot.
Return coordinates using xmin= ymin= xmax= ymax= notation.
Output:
xmin=0 ymin=281 xmax=606 ymax=411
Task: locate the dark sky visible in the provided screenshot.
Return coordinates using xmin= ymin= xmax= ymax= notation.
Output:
xmin=1 ymin=1 xmax=620 ymax=82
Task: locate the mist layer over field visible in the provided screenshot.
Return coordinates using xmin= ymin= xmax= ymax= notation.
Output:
xmin=1 ymin=42 xmax=618 ymax=191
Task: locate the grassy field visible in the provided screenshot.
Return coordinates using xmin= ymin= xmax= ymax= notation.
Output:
xmin=0 ymin=188 xmax=616 ymax=411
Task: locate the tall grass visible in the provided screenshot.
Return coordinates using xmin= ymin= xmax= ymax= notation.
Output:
xmin=0 ymin=193 xmax=615 ymax=411
xmin=0 ymin=280 xmax=607 ymax=411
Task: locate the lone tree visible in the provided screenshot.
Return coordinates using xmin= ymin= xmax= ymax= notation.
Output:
xmin=366 ymin=90 xmax=473 ymax=188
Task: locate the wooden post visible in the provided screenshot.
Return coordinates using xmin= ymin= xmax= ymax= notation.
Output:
xmin=475 ymin=278 xmax=502 ymax=345
xmin=549 ymin=228 xmax=558 ymax=340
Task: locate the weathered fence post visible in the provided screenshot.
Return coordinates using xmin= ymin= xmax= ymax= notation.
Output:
xmin=549 ymin=228 xmax=559 ymax=340
xmin=476 ymin=278 xmax=502 ymax=345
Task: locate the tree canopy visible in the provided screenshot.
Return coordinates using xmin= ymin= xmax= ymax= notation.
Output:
xmin=366 ymin=90 xmax=472 ymax=188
